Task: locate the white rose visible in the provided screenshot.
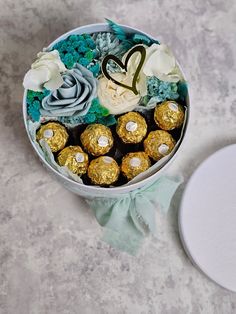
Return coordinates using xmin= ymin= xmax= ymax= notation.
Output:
xmin=142 ymin=43 xmax=183 ymax=82
xmin=23 ymin=50 xmax=66 ymax=92
xmin=98 ymin=73 xmax=141 ymax=115
xmin=123 ymin=44 xmax=183 ymax=87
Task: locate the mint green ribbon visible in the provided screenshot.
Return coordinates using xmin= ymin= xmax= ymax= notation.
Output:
xmin=85 ymin=176 xmax=183 ymax=254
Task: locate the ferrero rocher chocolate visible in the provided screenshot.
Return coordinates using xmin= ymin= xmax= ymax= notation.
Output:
xmin=154 ymin=101 xmax=185 ymax=130
xmin=144 ymin=130 xmax=176 ymax=161
xmin=36 ymin=122 xmax=68 ymax=152
xmin=88 ymin=156 xmax=120 ymax=186
xmin=57 ymin=146 xmax=89 ymax=175
xmin=116 ymin=112 xmax=147 ymax=144
xmin=121 ymin=152 xmax=151 ymax=180
xmin=80 ymin=124 xmax=113 ymax=156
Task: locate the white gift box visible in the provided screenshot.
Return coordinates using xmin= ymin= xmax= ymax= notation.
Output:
xmin=23 ymin=23 xmax=190 ymax=198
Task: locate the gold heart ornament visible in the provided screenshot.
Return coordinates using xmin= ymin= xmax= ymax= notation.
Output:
xmin=101 ymin=45 xmax=146 ymax=95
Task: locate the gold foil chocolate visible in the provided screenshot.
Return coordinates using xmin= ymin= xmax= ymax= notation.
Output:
xmin=80 ymin=124 xmax=114 ymax=156
xmin=144 ymin=130 xmax=176 ymax=161
xmin=121 ymin=152 xmax=151 ymax=180
xmin=154 ymin=101 xmax=185 ymax=130
xmin=88 ymin=156 xmax=120 ymax=186
xmin=116 ymin=112 xmax=147 ymax=144
xmin=36 ymin=122 xmax=68 ymax=152
xmin=57 ymin=146 xmax=89 ymax=175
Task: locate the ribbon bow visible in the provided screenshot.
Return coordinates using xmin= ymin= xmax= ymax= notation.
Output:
xmin=85 ymin=176 xmax=183 ymax=254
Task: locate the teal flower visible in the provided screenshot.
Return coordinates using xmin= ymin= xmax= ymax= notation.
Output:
xmin=53 ymin=34 xmax=98 ymax=73
xmin=79 ymin=57 xmax=90 ymax=67
xmin=27 ymin=100 xmax=41 ymax=122
xmin=137 ymin=77 xmax=181 ymax=111
xmin=58 ymin=98 xmax=116 ymax=126
xmin=27 ymin=89 xmax=50 ymax=121
xmin=147 ymin=76 xmax=179 ymax=102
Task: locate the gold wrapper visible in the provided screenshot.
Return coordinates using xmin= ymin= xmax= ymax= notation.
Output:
xmin=80 ymin=124 xmax=113 ymax=156
xmin=121 ymin=152 xmax=151 ymax=181
xmin=116 ymin=112 xmax=147 ymax=144
xmin=154 ymin=101 xmax=185 ymax=130
xmin=88 ymin=156 xmax=120 ymax=186
xmin=144 ymin=130 xmax=176 ymax=161
xmin=36 ymin=122 xmax=68 ymax=152
xmin=57 ymin=146 xmax=89 ymax=175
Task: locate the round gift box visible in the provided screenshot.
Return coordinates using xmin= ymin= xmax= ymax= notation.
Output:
xmin=23 ymin=23 xmax=190 ymax=198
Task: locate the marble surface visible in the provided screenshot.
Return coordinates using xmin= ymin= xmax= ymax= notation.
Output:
xmin=1 ymin=0 xmax=236 ymax=313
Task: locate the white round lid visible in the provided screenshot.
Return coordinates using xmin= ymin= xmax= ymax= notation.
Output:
xmin=179 ymin=144 xmax=236 ymax=292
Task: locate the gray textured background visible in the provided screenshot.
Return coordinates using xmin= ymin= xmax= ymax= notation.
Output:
xmin=1 ymin=0 xmax=236 ymax=313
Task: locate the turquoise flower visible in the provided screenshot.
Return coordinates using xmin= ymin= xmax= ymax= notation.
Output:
xmin=27 ymin=100 xmax=41 ymax=122
xmin=59 ymin=98 xmax=116 ymax=126
xmin=147 ymin=76 xmax=179 ymax=102
xmin=53 ymin=34 xmax=98 ymax=73
xmin=27 ymin=89 xmax=50 ymax=121
xmin=137 ymin=77 xmax=180 ymax=110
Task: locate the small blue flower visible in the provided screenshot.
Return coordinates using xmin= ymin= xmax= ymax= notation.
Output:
xmin=72 ymin=51 xmax=81 ymax=62
xmin=99 ymin=115 xmax=117 ymax=126
xmin=83 ymin=34 xmax=90 ymax=40
xmin=66 ymin=46 xmax=75 ymax=54
xmin=69 ymin=35 xmax=78 ymax=42
xmin=52 ymin=34 xmax=97 ymax=72
xmin=84 ymin=113 xmax=96 ymax=124
xmin=27 ymin=94 xmax=41 ymax=121
xmin=147 ymin=76 xmax=179 ymax=102
xmin=60 ymin=42 xmax=68 ymax=52
xmin=78 ymin=44 xmax=88 ymax=54
xmin=86 ymin=38 xmax=96 ymax=49
xmin=27 ymin=88 xmax=50 ymax=121
xmin=79 ymin=57 xmax=90 ymax=67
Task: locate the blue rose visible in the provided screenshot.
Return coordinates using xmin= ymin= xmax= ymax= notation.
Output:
xmin=41 ymin=63 xmax=97 ymax=117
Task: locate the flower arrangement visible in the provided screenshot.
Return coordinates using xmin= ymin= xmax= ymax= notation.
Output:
xmin=23 ymin=19 xmax=188 ymax=188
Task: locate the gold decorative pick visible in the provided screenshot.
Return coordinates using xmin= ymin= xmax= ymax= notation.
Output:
xmin=101 ymin=45 xmax=146 ymax=95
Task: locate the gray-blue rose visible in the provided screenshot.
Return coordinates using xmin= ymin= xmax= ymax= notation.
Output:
xmin=41 ymin=63 xmax=97 ymax=117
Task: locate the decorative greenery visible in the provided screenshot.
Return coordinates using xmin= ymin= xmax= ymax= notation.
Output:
xmin=106 ymin=19 xmax=159 ymax=48
xmin=146 ymin=76 xmax=179 ymax=102
xmin=59 ymin=98 xmax=116 ymax=126
xmin=26 ymin=89 xmax=50 ymax=121
xmin=93 ymin=32 xmax=129 ymax=73
xmin=53 ymin=34 xmax=100 ymax=76
xmin=93 ymin=32 xmax=126 ymax=58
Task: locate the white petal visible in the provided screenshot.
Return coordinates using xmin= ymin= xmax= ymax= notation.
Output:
xmin=34 ymin=50 xmax=66 ymax=72
xmin=43 ymin=63 xmax=63 ymax=90
xmin=137 ymin=73 xmax=147 ymax=96
xmin=44 ymin=73 xmax=63 ymax=91
xmin=143 ymin=49 xmax=175 ymax=76
xmin=23 ymin=67 xmax=50 ymax=91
